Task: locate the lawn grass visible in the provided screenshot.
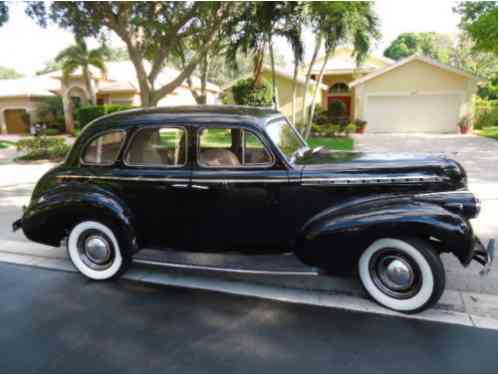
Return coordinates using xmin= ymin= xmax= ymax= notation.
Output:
xmin=475 ymin=127 xmax=498 ymax=140
xmin=307 ymin=136 xmax=354 ymax=151
xmin=0 ymin=140 xmax=16 ymax=149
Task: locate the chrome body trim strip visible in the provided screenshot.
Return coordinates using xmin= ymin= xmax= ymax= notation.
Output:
xmin=132 ymin=258 xmax=320 ymax=276
xmin=58 ymin=174 xmax=444 ymax=185
xmin=300 ymin=175 xmax=444 ymax=186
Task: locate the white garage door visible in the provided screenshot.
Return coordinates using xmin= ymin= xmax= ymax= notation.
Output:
xmin=365 ymin=94 xmax=462 ymax=133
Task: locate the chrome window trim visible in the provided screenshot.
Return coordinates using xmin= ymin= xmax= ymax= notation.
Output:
xmin=123 ymin=125 xmax=188 ymax=169
xmin=264 ymin=117 xmax=308 ymax=164
xmin=80 ymin=129 xmax=127 ymax=167
xmin=196 ymin=126 xmax=275 ymax=169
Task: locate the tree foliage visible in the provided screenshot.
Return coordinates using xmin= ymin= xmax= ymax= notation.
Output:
xmin=226 ymin=1 xmax=305 ymax=108
xmin=230 ymin=78 xmax=273 ymax=107
xmin=26 ymin=2 xmax=234 ymax=107
xmin=0 ymin=1 xmax=8 ymax=27
xmin=55 ymin=37 xmax=109 ymax=104
xmin=302 ymin=2 xmax=380 ymax=139
xmin=454 ymin=2 xmax=498 ymax=54
xmin=0 ymin=66 xmax=23 ymax=79
xmin=383 ymin=32 xmax=453 ymax=61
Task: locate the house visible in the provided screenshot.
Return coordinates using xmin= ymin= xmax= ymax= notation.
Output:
xmin=311 ymin=47 xmax=479 ymax=133
xmin=222 ymin=65 xmax=327 ymax=125
xmin=0 ymin=61 xmax=221 ymax=134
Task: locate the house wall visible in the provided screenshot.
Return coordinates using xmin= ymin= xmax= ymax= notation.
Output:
xmin=354 ymin=60 xmax=477 ymax=121
xmin=261 ymin=71 xmax=323 ymax=126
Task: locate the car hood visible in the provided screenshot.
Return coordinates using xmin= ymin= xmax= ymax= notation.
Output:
xmin=296 ymin=150 xmax=466 ymax=188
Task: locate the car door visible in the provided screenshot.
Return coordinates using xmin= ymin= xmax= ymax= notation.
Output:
xmin=190 ymin=124 xmax=290 ymax=253
xmin=112 ymin=124 xmax=194 ymax=250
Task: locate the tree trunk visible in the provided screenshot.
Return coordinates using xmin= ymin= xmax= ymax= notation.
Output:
xmin=199 ymin=53 xmax=209 ymax=104
xmin=62 ymin=92 xmax=75 ymax=135
xmin=83 ymin=65 xmax=96 ymax=105
xmin=253 ymin=45 xmax=265 ymax=88
xmin=301 ymin=35 xmax=322 ymax=134
xmin=269 ymin=37 xmax=278 ymax=110
xmin=304 ymin=47 xmax=331 ymax=140
xmin=291 ymin=56 xmax=299 ymax=126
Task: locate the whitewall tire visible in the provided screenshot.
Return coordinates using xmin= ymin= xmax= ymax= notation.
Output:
xmin=67 ymin=221 xmax=129 ymax=280
xmin=358 ymin=238 xmax=445 ymax=313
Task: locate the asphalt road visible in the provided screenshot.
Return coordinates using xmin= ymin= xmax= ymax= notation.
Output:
xmin=1 ymin=262 xmax=498 ymax=373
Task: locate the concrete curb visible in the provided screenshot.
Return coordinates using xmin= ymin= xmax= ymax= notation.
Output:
xmin=1 ymin=241 xmax=498 ymax=331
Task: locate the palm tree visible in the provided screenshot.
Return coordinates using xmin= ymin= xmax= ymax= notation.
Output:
xmin=56 ymin=37 xmax=108 ymax=105
xmin=302 ymin=2 xmax=380 ymax=139
xmin=226 ymin=2 xmax=304 ymax=109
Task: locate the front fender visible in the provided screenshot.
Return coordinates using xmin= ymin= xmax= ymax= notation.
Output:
xmin=294 ymin=195 xmax=474 ymax=271
xmin=22 ymin=182 xmax=139 ymax=255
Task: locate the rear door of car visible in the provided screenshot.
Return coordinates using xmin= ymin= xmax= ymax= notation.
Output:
xmin=113 ymin=124 xmax=194 ymax=249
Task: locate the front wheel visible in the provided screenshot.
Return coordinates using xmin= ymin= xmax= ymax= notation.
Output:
xmin=358 ymin=237 xmax=445 ymax=314
xmin=67 ymin=221 xmax=130 ymax=280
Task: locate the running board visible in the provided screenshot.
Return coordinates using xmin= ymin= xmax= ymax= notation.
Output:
xmin=133 ymin=249 xmax=320 ymax=276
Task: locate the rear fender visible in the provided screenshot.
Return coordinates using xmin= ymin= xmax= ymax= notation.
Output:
xmin=294 ymin=196 xmax=473 ymax=271
xmin=22 ymin=182 xmax=139 ymax=255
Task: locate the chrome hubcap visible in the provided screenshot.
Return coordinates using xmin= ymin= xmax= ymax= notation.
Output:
xmin=84 ymin=235 xmax=111 ymax=264
xmin=380 ymin=258 xmax=414 ymax=290
xmin=369 ymin=249 xmax=422 ymax=299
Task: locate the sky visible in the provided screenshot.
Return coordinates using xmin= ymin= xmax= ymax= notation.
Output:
xmin=0 ymin=0 xmax=462 ymax=76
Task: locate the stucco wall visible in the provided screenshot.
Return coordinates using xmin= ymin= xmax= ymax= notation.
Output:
xmin=0 ymin=97 xmax=46 ymax=134
xmin=261 ymin=71 xmax=323 ymax=125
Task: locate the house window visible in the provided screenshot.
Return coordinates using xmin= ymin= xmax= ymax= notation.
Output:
xmin=329 ymin=83 xmax=349 ymax=93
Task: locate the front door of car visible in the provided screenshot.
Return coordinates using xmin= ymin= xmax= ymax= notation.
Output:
xmin=114 ymin=124 xmax=194 ymax=249
xmin=190 ymin=126 xmax=289 ymax=252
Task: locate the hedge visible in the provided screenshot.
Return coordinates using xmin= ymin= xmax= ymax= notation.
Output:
xmin=474 ymin=99 xmax=498 ymax=129
xmin=76 ymin=104 xmax=135 ymax=129
xmin=230 ymin=78 xmax=273 ymax=107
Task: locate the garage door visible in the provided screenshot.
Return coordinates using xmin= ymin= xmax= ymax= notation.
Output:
xmin=4 ymin=109 xmax=29 ymax=134
xmin=365 ymin=94 xmax=461 ymax=133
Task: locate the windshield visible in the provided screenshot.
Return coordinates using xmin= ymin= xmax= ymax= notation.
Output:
xmin=265 ymin=119 xmax=308 ymax=162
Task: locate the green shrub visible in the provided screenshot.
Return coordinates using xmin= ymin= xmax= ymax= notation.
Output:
xmin=16 ymin=136 xmax=71 ymax=161
xmin=44 ymin=128 xmax=62 ymax=136
xmin=474 ymin=99 xmax=498 ymax=129
xmin=230 ymin=78 xmax=273 ymax=107
xmin=76 ymin=104 xmax=135 ymax=129
xmin=344 ymin=123 xmax=357 ymax=135
xmin=312 ymin=105 xmax=330 ymax=125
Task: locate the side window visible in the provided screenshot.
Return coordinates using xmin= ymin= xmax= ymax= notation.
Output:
xmin=198 ymin=127 xmax=272 ymax=167
xmin=125 ymin=127 xmax=187 ymax=167
xmin=82 ymin=131 xmax=126 ymax=165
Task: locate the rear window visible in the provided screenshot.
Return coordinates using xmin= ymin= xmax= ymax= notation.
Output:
xmin=82 ymin=131 xmax=126 ymax=165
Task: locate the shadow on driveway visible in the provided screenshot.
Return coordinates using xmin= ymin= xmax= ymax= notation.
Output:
xmin=2 ymin=263 xmax=498 ymax=373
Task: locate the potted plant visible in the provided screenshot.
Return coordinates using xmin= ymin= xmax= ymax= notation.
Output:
xmin=354 ymin=119 xmax=368 ymax=134
xmin=458 ymin=115 xmax=472 ymax=134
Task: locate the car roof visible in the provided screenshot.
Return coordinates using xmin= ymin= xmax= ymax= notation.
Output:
xmin=85 ymin=105 xmax=284 ymax=134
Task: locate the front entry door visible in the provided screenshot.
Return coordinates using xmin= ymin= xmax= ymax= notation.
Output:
xmin=190 ymin=126 xmax=289 ymax=253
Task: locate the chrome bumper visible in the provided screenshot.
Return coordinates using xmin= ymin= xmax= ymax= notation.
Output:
xmin=473 ymin=238 xmax=495 ymax=276
xmin=12 ymin=218 xmax=22 ymax=232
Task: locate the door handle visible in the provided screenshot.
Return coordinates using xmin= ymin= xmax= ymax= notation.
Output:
xmin=171 ymin=183 xmax=189 ymax=189
xmin=191 ymin=184 xmax=210 ymax=191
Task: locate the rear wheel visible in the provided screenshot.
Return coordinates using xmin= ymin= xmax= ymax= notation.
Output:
xmin=67 ymin=221 xmax=130 ymax=280
xmin=358 ymin=237 xmax=445 ymax=314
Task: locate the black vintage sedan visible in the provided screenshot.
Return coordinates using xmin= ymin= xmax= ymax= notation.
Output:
xmin=14 ymin=106 xmax=494 ymax=313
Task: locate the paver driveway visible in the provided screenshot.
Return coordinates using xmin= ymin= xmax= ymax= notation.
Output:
xmin=355 ymin=133 xmax=498 ymax=186
xmin=355 ymin=133 xmax=498 ymax=295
